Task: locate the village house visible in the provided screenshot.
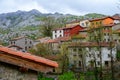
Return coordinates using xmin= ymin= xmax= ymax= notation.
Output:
xmin=8 ymin=45 xmax=23 ymax=51
xmin=66 ymin=20 xmax=80 ymax=27
xmin=112 ymin=23 xmax=120 ymax=43
xmin=0 ymin=46 xmax=58 ymax=80
xmin=80 ymin=19 xmax=90 ymax=27
xmin=71 ymin=28 xmax=88 ymax=42
xmin=9 ymin=36 xmax=33 ymax=52
xmin=67 ymin=42 xmax=116 ymax=69
xmin=45 ymin=37 xmax=71 ymax=54
xmin=52 ymin=25 xmax=84 ymax=39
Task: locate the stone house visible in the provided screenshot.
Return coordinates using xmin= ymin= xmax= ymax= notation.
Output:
xmin=0 ymin=46 xmax=58 ymax=80
xmin=9 ymin=36 xmax=33 ymax=52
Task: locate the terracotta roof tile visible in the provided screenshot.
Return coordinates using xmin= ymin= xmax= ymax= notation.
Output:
xmin=68 ymin=42 xmax=115 ymax=47
xmin=54 ymin=37 xmax=71 ymax=42
xmin=53 ymin=25 xmax=82 ymax=31
xmin=0 ymin=46 xmax=58 ymax=68
xmin=89 ymin=16 xmax=114 ymax=22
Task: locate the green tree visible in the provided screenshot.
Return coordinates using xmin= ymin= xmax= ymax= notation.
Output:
xmin=29 ymin=43 xmax=51 ymax=56
xmin=60 ymin=43 xmax=69 ymax=73
xmin=39 ymin=17 xmax=56 ymax=37
xmin=58 ymin=72 xmax=76 ymax=80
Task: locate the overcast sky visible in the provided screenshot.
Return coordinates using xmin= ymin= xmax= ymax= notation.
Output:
xmin=0 ymin=0 xmax=120 ymax=15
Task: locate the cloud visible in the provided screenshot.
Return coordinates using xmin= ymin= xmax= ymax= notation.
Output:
xmin=0 ymin=0 xmax=119 ymax=15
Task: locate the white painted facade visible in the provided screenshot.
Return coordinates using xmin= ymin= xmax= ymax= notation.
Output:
xmin=52 ymin=29 xmax=64 ymax=39
xmin=114 ymin=20 xmax=120 ymax=24
xmin=68 ymin=46 xmax=116 ymax=68
xmin=85 ymin=47 xmax=116 ymax=67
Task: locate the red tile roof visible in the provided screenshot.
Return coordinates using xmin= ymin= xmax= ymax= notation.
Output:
xmin=102 ymin=23 xmax=115 ymax=27
xmin=68 ymin=42 xmax=115 ymax=47
xmin=112 ymin=14 xmax=120 ymax=20
xmin=79 ymin=28 xmax=88 ymax=32
xmin=53 ymin=25 xmax=82 ymax=31
xmin=89 ymin=16 xmax=114 ymax=22
xmin=0 ymin=46 xmax=58 ymax=68
xmin=54 ymin=36 xmax=71 ymax=42
xmin=44 ymin=39 xmax=58 ymax=43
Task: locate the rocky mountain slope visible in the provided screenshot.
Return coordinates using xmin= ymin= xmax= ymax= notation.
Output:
xmin=0 ymin=9 xmax=106 ymax=29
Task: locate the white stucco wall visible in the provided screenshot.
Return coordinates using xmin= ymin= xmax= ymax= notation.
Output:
xmin=52 ymin=30 xmax=64 ymax=39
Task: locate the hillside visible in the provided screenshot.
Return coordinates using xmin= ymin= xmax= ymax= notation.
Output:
xmin=0 ymin=9 xmax=106 ymax=29
xmin=0 ymin=9 xmax=107 ymax=45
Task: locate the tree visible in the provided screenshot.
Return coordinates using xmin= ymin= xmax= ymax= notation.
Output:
xmin=39 ymin=17 xmax=55 ymax=37
xmin=60 ymin=43 xmax=69 ymax=73
xmin=29 ymin=43 xmax=52 ymax=56
xmin=116 ymin=45 xmax=120 ymax=60
xmin=58 ymin=72 xmax=76 ymax=80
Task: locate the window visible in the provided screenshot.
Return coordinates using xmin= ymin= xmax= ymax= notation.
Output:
xmin=79 ymin=54 xmax=82 ymax=58
xmin=53 ymin=68 xmax=55 ymax=72
xmin=25 ymin=41 xmax=27 ymax=44
xmin=73 ymin=54 xmax=77 ymax=57
xmin=25 ymin=46 xmax=27 ymax=51
xmin=108 ymin=54 xmax=111 ymax=58
xmin=55 ymin=30 xmax=57 ymax=33
xmin=73 ymin=48 xmax=77 ymax=52
xmin=104 ymin=39 xmax=106 ymax=42
xmin=55 ymin=35 xmax=57 ymax=38
xmin=79 ymin=48 xmax=82 ymax=51
xmin=14 ymin=41 xmax=15 ymax=44
xmin=30 ymin=41 xmax=32 ymax=44
xmin=97 ymin=54 xmax=100 ymax=58
xmin=82 ymin=23 xmax=84 ymax=26
xmin=105 ymin=61 xmax=109 ymax=67
xmin=60 ymin=30 xmax=61 ymax=33
xmin=96 ymin=22 xmax=98 ymax=25
xmin=97 ymin=61 xmax=100 ymax=65
xmin=104 ymin=33 xmax=106 ymax=36
xmin=79 ymin=61 xmax=82 ymax=67
xmin=114 ymin=39 xmax=117 ymax=42
xmin=59 ymin=35 xmax=62 ymax=37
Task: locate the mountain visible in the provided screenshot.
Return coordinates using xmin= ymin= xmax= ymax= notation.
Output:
xmin=0 ymin=9 xmax=106 ymax=29
xmin=0 ymin=9 xmax=44 ymax=28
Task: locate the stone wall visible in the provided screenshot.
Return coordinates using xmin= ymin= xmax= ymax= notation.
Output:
xmin=0 ymin=62 xmax=38 ymax=80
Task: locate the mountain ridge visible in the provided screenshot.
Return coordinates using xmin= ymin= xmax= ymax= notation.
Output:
xmin=0 ymin=9 xmax=106 ymax=29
